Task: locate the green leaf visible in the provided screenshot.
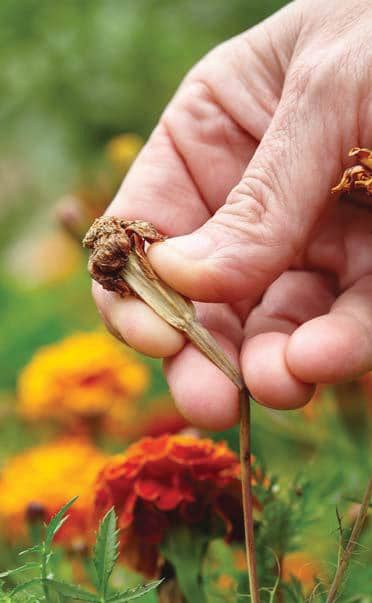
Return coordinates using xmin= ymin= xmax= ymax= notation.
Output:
xmin=93 ymin=507 xmax=119 ymax=597
xmin=47 ymin=579 xmax=99 ymax=601
xmin=0 ymin=563 xmax=39 ymax=578
xmin=19 ymin=545 xmax=42 ymax=557
xmin=44 ymin=496 xmax=78 ymax=550
xmin=10 ymin=578 xmax=41 ymax=596
xmin=107 ymin=580 xmax=163 ymax=602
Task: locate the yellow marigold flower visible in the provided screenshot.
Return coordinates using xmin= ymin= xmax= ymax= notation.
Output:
xmin=0 ymin=439 xmax=107 ymax=546
xmin=17 ymin=332 xmax=149 ymax=429
xmin=106 ymin=133 xmax=143 ymax=171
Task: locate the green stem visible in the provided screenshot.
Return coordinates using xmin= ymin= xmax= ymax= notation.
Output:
xmin=161 ymin=528 xmax=208 ymax=603
xmin=172 ymin=566 xmax=206 ymax=603
xmin=41 ymin=543 xmax=51 ymax=602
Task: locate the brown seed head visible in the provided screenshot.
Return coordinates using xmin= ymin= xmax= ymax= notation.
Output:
xmin=82 ymin=216 xmax=165 ymax=296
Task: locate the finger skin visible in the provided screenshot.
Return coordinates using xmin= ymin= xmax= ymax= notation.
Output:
xmin=164 ymin=332 xmax=240 ymax=430
xmin=241 ymin=332 xmax=315 ymax=409
xmin=244 ymin=271 xmax=336 ymax=338
xmin=287 ymin=277 xmax=372 ymax=383
xmin=92 ymin=283 xmax=185 ymax=358
xmin=111 ymin=297 xmax=186 ymax=358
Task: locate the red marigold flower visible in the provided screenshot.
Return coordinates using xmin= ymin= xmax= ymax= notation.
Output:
xmin=94 ymin=434 xmax=262 ymax=577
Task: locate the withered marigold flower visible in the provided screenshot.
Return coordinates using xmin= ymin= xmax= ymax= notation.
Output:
xmin=106 ymin=133 xmax=144 ymax=172
xmin=0 ymin=439 xmax=107 ymax=546
xmin=94 ymin=434 xmax=263 ymax=577
xmin=17 ymin=331 xmax=149 ymax=430
xmin=332 ymin=147 xmax=372 ymax=198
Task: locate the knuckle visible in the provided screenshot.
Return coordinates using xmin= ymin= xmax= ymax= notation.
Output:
xmin=223 ymin=174 xmax=282 ymax=248
xmin=226 ymin=177 xmax=268 ymax=225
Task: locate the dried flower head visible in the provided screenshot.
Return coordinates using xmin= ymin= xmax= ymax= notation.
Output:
xmin=83 ymin=216 xmax=165 ymax=296
xmin=0 ymin=439 xmax=107 ymax=546
xmin=94 ymin=434 xmax=263 ymax=577
xmin=332 ymin=147 xmax=372 ymax=197
xmin=17 ymin=331 xmax=149 ymax=430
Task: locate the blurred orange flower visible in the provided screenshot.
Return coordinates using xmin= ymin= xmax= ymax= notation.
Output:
xmin=106 ymin=133 xmax=143 ymax=172
xmin=282 ymin=552 xmax=323 ymax=592
xmin=0 ymin=439 xmax=107 ymax=547
xmin=128 ymin=396 xmax=189 ymax=439
xmin=95 ymin=434 xmax=262 ymax=577
xmin=17 ymin=332 xmax=149 ymax=432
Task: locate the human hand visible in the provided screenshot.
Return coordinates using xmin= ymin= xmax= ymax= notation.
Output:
xmin=93 ymin=0 xmax=372 ymax=430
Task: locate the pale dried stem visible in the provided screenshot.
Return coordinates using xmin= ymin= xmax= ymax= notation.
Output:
xmin=326 ymin=474 xmax=372 ymax=602
xmin=240 ymin=389 xmax=260 ymax=603
xmin=123 ymin=254 xmax=243 ymax=389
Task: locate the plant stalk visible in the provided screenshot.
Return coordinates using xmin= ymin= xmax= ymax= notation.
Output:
xmin=240 ymin=389 xmax=260 ymax=603
xmin=41 ymin=543 xmax=51 ymax=602
xmin=326 ymin=474 xmax=372 ymax=602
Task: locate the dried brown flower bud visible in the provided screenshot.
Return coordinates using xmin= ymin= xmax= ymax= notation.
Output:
xmin=83 ymin=216 xmax=165 ymax=296
xmin=332 ymin=147 xmax=372 ymax=197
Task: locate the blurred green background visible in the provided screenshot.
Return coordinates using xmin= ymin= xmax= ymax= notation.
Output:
xmin=0 ymin=0 xmax=286 ymax=389
xmin=0 ymin=1 xmax=371 ymax=600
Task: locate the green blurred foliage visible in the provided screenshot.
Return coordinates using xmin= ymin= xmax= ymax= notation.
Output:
xmin=0 ymin=1 xmax=371 ymax=600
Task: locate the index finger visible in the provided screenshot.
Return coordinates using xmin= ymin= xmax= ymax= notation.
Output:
xmin=108 ymin=122 xmax=210 ymax=234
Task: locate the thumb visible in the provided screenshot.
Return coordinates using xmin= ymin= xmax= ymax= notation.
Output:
xmin=148 ymin=70 xmax=343 ymax=303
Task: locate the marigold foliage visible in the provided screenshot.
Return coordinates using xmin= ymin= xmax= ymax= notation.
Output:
xmin=17 ymin=331 xmax=149 ymax=428
xmin=0 ymin=439 xmax=107 ymax=546
xmin=94 ymin=434 xmax=263 ymax=577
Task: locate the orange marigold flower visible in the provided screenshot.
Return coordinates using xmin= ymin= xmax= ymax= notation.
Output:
xmin=0 ymin=439 xmax=107 ymax=547
xmin=95 ymin=434 xmax=262 ymax=577
xmin=106 ymin=134 xmax=143 ymax=172
xmin=17 ymin=332 xmax=149 ymax=430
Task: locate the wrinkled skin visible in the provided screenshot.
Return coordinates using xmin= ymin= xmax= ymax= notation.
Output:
xmin=93 ymin=0 xmax=372 ymax=430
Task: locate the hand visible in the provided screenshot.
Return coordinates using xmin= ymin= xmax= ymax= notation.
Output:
xmin=93 ymin=0 xmax=372 ymax=430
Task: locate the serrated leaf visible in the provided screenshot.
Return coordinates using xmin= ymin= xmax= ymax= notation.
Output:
xmin=0 ymin=562 xmax=39 ymax=578
xmin=45 ymin=497 xmax=78 ymax=549
xmin=47 ymin=580 xmax=98 ymax=601
xmin=107 ymin=580 xmax=163 ymax=602
xmin=93 ymin=507 xmax=119 ymax=597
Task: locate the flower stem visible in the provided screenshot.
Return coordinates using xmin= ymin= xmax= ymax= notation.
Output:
xmin=41 ymin=543 xmax=51 ymax=602
xmin=240 ymin=389 xmax=260 ymax=603
xmin=326 ymin=474 xmax=372 ymax=602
